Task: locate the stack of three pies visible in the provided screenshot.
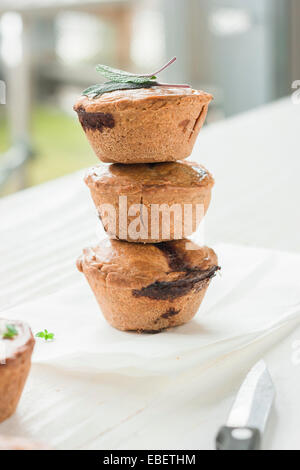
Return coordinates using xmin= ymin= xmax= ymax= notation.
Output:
xmin=74 ymin=86 xmax=220 ymax=332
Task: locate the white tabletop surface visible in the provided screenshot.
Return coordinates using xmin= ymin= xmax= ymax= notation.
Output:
xmin=0 ymin=97 xmax=299 ymax=450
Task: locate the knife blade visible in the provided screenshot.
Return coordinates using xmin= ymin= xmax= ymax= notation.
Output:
xmin=215 ymin=360 xmax=275 ymax=450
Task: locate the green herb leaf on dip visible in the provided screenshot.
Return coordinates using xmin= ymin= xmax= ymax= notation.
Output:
xmin=2 ymin=324 xmax=18 ymax=339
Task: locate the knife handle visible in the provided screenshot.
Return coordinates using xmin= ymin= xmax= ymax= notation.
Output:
xmin=216 ymin=426 xmax=261 ymax=450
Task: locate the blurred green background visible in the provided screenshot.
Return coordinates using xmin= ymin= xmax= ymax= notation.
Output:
xmin=0 ymin=0 xmax=299 ymax=196
xmin=0 ymin=107 xmax=95 ymax=194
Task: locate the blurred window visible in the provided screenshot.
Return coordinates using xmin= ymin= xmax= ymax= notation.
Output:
xmin=55 ymin=12 xmax=110 ymax=65
xmin=209 ymin=7 xmax=252 ymax=36
xmin=0 ymin=12 xmax=23 ymax=67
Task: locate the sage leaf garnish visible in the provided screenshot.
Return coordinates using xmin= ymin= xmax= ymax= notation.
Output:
xmin=82 ymin=81 xmax=157 ymax=99
xmin=82 ymin=57 xmax=191 ymax=98
xmin=95 ymin=57 xmax=177 ymax=84
xmin=95 ymin=65 xmax=156 ymax=84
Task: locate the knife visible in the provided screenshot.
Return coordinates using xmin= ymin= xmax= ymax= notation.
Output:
xmin=215 ymin=360 xmax=275 ymax=450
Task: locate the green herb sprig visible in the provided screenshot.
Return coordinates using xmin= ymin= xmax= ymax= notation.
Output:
xmin=2 ymin=324 xmax=18 ymax=339
xmin=82 ymin=57 xmax=190 ymax=98
xmin=82 ymin=81 xmax=155 ymax=99
xmin=35 ymin=329 xmax=55 ymax=341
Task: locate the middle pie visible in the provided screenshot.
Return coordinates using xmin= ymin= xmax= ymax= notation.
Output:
xmin=85 ymin=161 xmax=214 ymax=243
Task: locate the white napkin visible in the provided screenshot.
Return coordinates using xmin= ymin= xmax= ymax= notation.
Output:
xmin=1 ymin=243 xmax=299 ymax=449
xmin=3 ymin=243 xmax=299 ymax=376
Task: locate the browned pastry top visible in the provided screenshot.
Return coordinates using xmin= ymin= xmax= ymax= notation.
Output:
xmin=77 ymin=239 xmax=219 ymax=294
xmin=74 ymin=86 xmax=212 ymax=113
xmin=0 ymin=319 xmax=34 ymax=363
xmin=85 ymin=161 xmax=214 ymax=193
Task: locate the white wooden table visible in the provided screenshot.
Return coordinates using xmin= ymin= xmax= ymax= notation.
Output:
xmin=0 ymin=97 xmax=299 ymax=313
xmin=0 ymin=98 xmax=300 ymax=450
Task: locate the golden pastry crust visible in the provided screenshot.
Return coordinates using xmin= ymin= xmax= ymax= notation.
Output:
xmin=77 ymin=239 xmax=219 ymax=332
xmin=0 ymin=320 xmax=35 ymax=423
xmin=85 ymin=161 xmax=214 ymax=243
xmin=74 ymin=86 xmax=213 ymax=164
